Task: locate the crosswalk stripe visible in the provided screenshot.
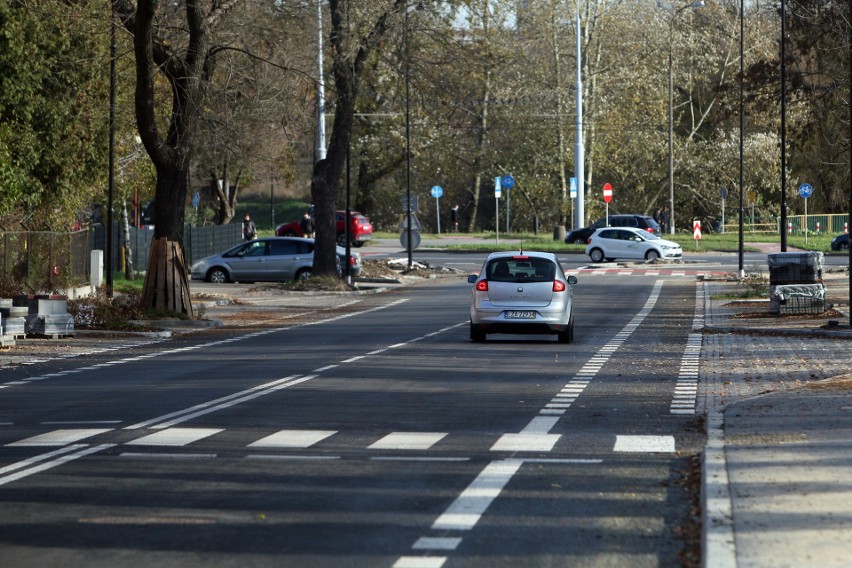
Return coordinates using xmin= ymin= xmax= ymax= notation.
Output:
xmin=125 ymin=428 xmax=223 ymax=447
xmin=7 ymin=429 xmax=112 ymax=447
xmin=248 ymin=430 xmax=337 ymax=449
xmin=369 ymin=432 xmax=447 ymax=451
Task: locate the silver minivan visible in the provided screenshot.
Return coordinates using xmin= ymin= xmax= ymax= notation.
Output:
xmin=190 ymin=237 xmax=361 ymax=283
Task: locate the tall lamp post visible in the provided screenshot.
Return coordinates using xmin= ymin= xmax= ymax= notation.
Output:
xmin=404 ymin=3 xmax=413 ymax=270
xmin=106 ymin=3 xmax=116 ymax=298
xmin=667 ymin=0 xmax=704 ymax=235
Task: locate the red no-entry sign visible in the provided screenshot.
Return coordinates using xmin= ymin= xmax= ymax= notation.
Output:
xmin=602 ymin=183 xmax=613 ymax=204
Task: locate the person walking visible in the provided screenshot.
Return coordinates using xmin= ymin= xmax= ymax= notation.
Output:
xmin=300 ymin=211 xmax=315 ymax=239
xmin=450 ymin=204 xmax=460 ymax=233
xmin=242 ymin=214 xmax=257 ymax=241
xmin=659 ymin=207 xmax=670 ymax=234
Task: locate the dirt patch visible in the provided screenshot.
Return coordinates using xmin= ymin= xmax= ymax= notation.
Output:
xmin=731 ymin=309 xmax=843 ymax=320
xmin=807 ymin=374 xmax=852 ymax=390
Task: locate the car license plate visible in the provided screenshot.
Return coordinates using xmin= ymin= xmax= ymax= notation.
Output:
xmin=505 ymin=310 xmax=536 ymax=319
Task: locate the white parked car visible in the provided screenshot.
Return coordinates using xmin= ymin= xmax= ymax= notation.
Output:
xmin=585 ymin=227 xmax=682 ymax=262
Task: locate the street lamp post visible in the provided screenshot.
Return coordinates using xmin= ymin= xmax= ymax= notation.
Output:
xmin=404 ymin=3 xmax=412 ymax=270
xmin=667 ymin=1 xmax=704 ymax=236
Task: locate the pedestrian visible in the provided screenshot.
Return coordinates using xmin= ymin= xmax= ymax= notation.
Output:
xmin=450 ymin=204 xmax=460 ymax=233
xmin=300 ymin=211 xmax=315 ymax=239
xmin=242 ymin=213 xmax=257 ymax=241
xmin=653 ymin=208 xmax=661 ymax=225
xmin=659 ymin=207 xmax=670 ymax=234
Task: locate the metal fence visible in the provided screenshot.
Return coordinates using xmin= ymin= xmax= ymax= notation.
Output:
xmin=0 ymin=230 xmax=90 ymax=292
xmin=783 ymin=213 xmax=849 ymax=235
xmin=89 ymin=222 xmax=242 ymax=273
xmin=1 ymin=223 xmax=242 ymax=292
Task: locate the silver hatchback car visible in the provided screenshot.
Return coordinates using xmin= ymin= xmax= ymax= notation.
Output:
xmin=190 ymin=236 xmax=361 ymax=283
xmin=467 ymin=251 xmax=577 ymax=343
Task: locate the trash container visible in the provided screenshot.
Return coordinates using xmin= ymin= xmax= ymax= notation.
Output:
xmin=767 ymin=252 xmax=823 ymax=285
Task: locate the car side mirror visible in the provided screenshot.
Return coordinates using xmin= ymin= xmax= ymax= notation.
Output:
xmin=567 ymin=275 xmax=578 ymax=285
xmin=467 ymin=274 xmax=478 ymax=284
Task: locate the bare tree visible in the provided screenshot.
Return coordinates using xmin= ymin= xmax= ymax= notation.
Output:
xmin=310 ymin=0 xmax=405 ymax=276
xmin=118 ymin=0 xmax=241 ymax=315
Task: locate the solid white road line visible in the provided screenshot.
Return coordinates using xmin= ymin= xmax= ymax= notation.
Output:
xmin=0 ymin=444 xmax=114 ymax=487
xmin=431 ymin=459 xmax=524 ymax=531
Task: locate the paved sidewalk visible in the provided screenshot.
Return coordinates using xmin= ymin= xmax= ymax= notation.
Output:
xmin=700 ymin=275 xmax=852 ymax=567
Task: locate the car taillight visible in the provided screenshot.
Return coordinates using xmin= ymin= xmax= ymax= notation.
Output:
xmin=476 ymin=280 xmax=489 ymax=292
xmin=553 ymin=280 xmax=566 ymax=292
xmin=645 ymin=227 xmax=654 ymax=233
xmin=586 ymin=237 xmax=592 ymax=244
xmin=349 ymin=256 xmax=356 ymax=266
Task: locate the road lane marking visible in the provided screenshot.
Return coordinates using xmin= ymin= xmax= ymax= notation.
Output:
xmin=0 ymin=444 xmax=88 ymax=475
xmin=394 ymin=558 xmax=446 ymax=568
xmin=431 ymin=459 xmax=524 ymax=531
xmin=369 ymin=432 xmax=447 ymax=451
xmin=1 ymin=300 xmax=409 ymax=389
xmin=126 ymin=428 xmax=223 ymax=447
xmin=613 ymin=435 xmax=675 ymax=453
xmin=248 ymin=430 xmax=337 ymax=449
xmin=491 ymin=280 xmax=665 ymax=452
xmin=0 ymin=444 xmax=114 ymax=487
xmin=124 ymin=374 xmax=311 ymax=430
xmin=669 ymin=282 xmax=705 ymax=415
xmin=413 ymin=537 xmax=461 ymax=550
xmin=119 ymin=452 xmax=216 ymax=459
xmin=246 ymin=454 xmax=341 ymax=461
xmin=7 ymin=428 xmax=113 ymax=447
xmin=370 ymin=457 xmax=469 ymax=463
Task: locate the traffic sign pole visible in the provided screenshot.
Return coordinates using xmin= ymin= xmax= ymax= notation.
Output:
xmin=602 ymin=183 xmax=613 ymax=226
xmin=431 ymin=185 xmax=443 ymax=235
xmin=799 ymin=183 xmax=813 ymax=245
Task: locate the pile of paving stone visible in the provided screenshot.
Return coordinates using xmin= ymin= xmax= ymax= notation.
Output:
xmin=0 ymin=294 xmax=74 ymax=346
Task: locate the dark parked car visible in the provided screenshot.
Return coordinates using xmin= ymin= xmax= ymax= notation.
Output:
xmin=564 ymin=214 xmax=661 ymax=244
xmin=276 ymin=210 xmax=372 ymax=247
xmin=831 ymin=233 xmax=849 ymax=251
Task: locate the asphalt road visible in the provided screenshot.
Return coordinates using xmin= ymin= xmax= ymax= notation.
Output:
xmin=0 ymin=271 xmax=706 ymax=567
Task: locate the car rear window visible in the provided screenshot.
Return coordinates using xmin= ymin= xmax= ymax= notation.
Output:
xmin=487 ymin=258 xmax=556 ymax=282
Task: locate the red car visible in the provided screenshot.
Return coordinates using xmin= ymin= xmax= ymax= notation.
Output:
xmin=275 ymin=210 xmax=372 ymax=247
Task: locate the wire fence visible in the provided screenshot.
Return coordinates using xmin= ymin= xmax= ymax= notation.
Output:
xmin=0 ymin=231 xmax=89 ymax=293
xmin=1 ymin=223 xmax=242 ymax=294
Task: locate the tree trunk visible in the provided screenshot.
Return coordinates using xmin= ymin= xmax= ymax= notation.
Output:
xmin=310 ymin=0 xmax=402 ymax=276
xmin=142 ymin=237 xmax=193 ymax=317
xmin=141 ymin=159 xmax=193 ymax=316
xmin=466 ymin=65 xmax=492 ymax=233
xmin=129 ymin=0 xmax=242 ymax=315
xmin=121 ymin=199 xmax=135 ymax=280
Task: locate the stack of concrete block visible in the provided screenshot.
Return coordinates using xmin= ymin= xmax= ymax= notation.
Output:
xmin=29 ymin=297 xmax=75 ymax=337
xmin=12 ymin=295 xmax=74 ymax=338
xmin=0 ymin=299 xmax=27 ymax=342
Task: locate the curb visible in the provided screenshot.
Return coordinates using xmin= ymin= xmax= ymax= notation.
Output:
xmin=703 ymin=324 xmax=852 ymax=339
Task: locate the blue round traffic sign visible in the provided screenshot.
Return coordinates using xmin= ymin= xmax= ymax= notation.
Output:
xmin=431 ymin=185 xmax=443 ymax=199
xmin=798 ymin=183 xmax=813 ymax=198
xmin=500 ymin=175 xmax=515 ymax=190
